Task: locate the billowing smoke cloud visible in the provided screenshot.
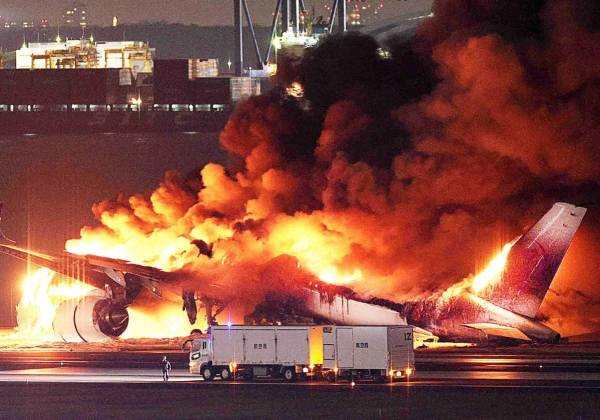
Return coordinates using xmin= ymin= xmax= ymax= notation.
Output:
xmin=66 ymin=0 xmax=600 ymax=335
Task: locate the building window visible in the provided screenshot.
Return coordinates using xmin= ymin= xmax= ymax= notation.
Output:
xmin=89 ymin=104 xmax=109 ymax=112
xmin=72 ymin=104 xmax=88 ymax=112
xmin=171 ymin=104 xmax=189 ymax=112
xmin=153 ymin=104 xmax=170 ymax=112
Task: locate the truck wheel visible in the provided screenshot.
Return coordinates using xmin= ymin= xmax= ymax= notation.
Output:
xmin=283 ymin=367 xmax=296 ymax=382
xmin=325 ymin=372 xmax=336 ymax=383
xmin=202 ymin=366 xmax=214 ymax=381
xmin=243 ymin=370 xmax=254 ymax=381
xmin=220 ymin=367 xmax=231 ymax=381
xmin=373 ymin=372 xmax=384 ymax=384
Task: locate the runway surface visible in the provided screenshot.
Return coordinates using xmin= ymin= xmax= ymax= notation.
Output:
xmin=1 ymin=366 xmax=600 ymax=388
xmin=1 ymin=372 xmax=599 ymax=419
xmin=0 ymin=344 xmax=599 ymax=418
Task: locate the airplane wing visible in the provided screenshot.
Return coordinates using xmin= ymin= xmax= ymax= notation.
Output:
xmin=463 ymin=322 xmax=531 ymax=341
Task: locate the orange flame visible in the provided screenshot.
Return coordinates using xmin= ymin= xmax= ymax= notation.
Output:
xmin=470 ymin=241 xmax=514 ymax=293
xmin=14 ymin=268 xmax=94 ymax=339
xmin=440 ymin=240 xmax=515 ymax=300
xmin=13 ymin=268 xmax=207 ymax=341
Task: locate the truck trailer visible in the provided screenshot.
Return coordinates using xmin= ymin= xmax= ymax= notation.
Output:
xmin=189 ymin=325 xmax=323 ymax=381
xmin=322 ymin=325 xmax=414 ymax=382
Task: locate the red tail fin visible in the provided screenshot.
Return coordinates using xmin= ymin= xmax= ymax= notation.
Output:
xmin=481 ymin=203 xmax=586 ymax=318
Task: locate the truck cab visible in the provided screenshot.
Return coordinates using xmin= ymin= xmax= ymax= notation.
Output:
xmin=189 ymin=336 xmax=212 ymax=375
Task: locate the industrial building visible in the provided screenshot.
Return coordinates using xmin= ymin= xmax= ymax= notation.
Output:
xmin=0 ymin=43 xmax=261 ymax=134
xmin=16 ymin=40 xmax=155 ymax=72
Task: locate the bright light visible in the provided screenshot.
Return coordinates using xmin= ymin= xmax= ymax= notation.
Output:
xmin=405 ymin=367 xmax=413 ymax=376
xmin=302 ymin=367 xmax=309 ymax=373
xmin=272 ymin=38 xmax=282 ymax=51
xmin=309 ymin=364 xmax=314 ymax=370
xmin=286 ymin=82 xmax=304 ymax=98
xmin=267 ymin=63 xmax=278 ymax=76
xmin=471 ymin=242 xmax=515 ymax=293
xmin=389 ymin=369 xmax=394 ymax=376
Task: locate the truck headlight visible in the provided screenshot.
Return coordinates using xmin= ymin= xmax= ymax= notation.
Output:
xmin=405 ymin=367 xmax=413 ymax=376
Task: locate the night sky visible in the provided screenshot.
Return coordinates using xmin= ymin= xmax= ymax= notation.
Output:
xmin=0 ymin=0 xmax=432 ymax=26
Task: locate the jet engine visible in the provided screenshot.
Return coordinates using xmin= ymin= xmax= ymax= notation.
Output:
xmin=52 ymin=290 xmax=129 ymax=342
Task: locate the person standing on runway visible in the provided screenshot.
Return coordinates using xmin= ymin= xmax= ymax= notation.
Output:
xmin=161 ymin=356 xmax=172 ymax=381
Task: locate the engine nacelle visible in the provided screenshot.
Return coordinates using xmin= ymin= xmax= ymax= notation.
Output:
xmin=53 ymin=290 xmax=129 ymax=342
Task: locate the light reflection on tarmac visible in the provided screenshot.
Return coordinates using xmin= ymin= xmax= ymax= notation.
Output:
xmin=1 ymin=367 xmax=600 ymax=388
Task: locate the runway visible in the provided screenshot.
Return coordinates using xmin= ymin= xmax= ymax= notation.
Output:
xmin=0 ymin=344 xmax=599 ymax=418
xmin=1 ymin=366 xmax=600 ymax=389
xmin=1 ymin=372 xmax=599 ymax=419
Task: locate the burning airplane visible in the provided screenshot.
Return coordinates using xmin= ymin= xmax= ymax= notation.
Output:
xmin=1 ymin=1 xmax=599 ymax=344
xmin=0 ymin=201 xmax=586 ymax=343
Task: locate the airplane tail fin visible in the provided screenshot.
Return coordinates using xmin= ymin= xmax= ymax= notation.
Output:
xmin=0 ymin=203 xmax=16 ymax=244
xmin=480 ymin=202 xmax=586 ymax=318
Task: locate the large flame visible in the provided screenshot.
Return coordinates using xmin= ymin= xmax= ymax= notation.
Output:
xmin=122 ymin=305 xmax=207 ymax=339
xmin=440 ymin=240 xmax=515 ymax=301
xmin=14 ymin=268 xmax=94 ymax=340
xmin=12 ymin=267 xmax=209 ymax=341
xmin=11 ymin=238 xmax=517 ymax=341
xmin=470 ymin=241 xmax=514 ymax=294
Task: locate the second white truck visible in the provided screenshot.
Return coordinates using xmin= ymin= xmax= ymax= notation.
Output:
xmin=322 ymin=325 xmax=415 ymax=382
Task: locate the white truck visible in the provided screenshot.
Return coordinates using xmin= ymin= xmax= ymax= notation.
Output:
xmin=322 ymin=325 xmax=414 ymax=382
xmin=189 ymin=325 xmax=323 ymax=382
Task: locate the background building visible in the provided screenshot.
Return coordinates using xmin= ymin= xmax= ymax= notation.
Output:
xmin=16 ymin=40 xmax=154 ymax=71
xmin=63 ymin=1 xmax=88 ymax=28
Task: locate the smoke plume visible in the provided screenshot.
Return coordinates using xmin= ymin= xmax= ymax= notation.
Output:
xmin=66 ymin=0 xmax=600 ymax=335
